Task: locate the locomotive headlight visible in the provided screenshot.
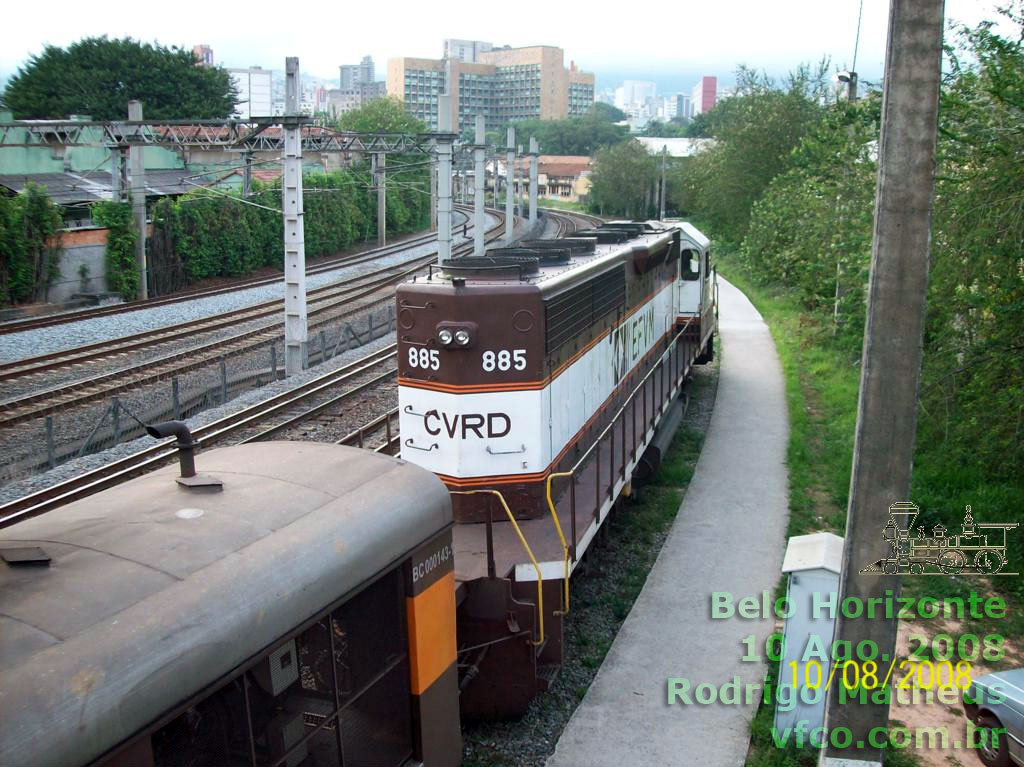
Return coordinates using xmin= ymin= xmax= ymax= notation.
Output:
xmin=437 ymin=328 xmax=454 ymax=345
xmin=454 ymin=329 xmax=471 ymax=346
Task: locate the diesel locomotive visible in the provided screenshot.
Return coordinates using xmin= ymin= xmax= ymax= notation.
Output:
xmin=396 ymin=219 xmax=715 ymax=718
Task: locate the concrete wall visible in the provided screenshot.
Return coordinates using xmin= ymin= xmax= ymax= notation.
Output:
xmin=48 ymin=228 xmax=109 ymax=302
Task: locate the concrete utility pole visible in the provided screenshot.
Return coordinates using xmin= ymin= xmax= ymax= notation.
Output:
xmin=820 ymin=2 xmax=944 ymax=766
xmin=111 ymin=147 xmax=128 ymax=203
xmin=516 ymin=144 xmax=524 ymax=219
xmin=473 ymin=115 xmax=486 ymax=256
xmin=429 ymin=138 xmax=438 ymax=231
xmin=242 ymin=151 xmax=253 ymax=198
xmin=128 ymin=101 xmax=148 ymax=300
xmin=528 ymin=136 xmax=539 ymax=226
xmin=375 ymin=152 xmax=386 ymax=246
xmin=436 ymin=93 xmax=453 ymax=264
xmin=282 ymin=56 xmax=308 ymax=376
xmin=504 ymin=127 xmax=515 ymax=244
xmin=492 ymin=157 xmax=499 ymax=208
xmin=659 ymin=145 xmax=667 ymax=220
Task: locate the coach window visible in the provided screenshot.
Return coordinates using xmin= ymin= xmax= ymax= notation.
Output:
xmin=148 ymin=567 xmax=412 ymax=767
xmin=681 ymin=249 xmax=699 ymax=281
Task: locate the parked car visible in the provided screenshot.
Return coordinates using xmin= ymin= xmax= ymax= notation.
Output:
xmin=964 ymin=668 xmax=1024 ymax=767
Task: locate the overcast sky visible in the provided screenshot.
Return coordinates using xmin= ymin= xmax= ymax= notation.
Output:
xmin=0 ymin=0 xmax=1008 ymax=93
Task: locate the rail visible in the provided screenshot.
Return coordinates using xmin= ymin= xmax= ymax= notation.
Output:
xmin=450 ymin=489 xmax=545 ymax=647
xmin=543 ymin=317 xmax=700 ymax=596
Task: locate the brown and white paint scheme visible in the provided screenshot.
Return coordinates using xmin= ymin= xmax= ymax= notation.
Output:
xmin=397 ymin=223 xmax=713 ymax=529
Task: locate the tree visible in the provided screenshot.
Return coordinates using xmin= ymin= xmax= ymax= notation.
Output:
xmin=589 ymin=102 xmax=627 ymax=122
xmin=918 ymin=7 xmax=1024 ymax=486
xmin=334 ymin=97 xmax=426 ymax=133
xmin=681 ymin=60 xmax=831 ymax=239
xmin=587 ymin=140 xmax=658 ymax=217
xmin=505 ymin=115 xmax=627 ymax=155
xmin=683 ymin=111 xmax=712 ymax=137
xmin=1 ymin=37 xmax=237 ymax=120
xmin=641 ymin=118 xmax=689 ymax=138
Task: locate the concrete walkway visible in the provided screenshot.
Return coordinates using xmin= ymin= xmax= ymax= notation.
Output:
xmin=546 ymin=278 xmax=790 ymax=767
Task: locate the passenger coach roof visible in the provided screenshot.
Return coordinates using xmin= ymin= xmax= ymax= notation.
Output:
xmin=0 ymin=442 xmax=451 ymax=767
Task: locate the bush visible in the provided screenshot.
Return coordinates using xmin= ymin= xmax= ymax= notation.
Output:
xmin=0 ymin=183 xmax=63 ymax=305
xmin=143 ymin=166 xmax=428 ymax=294
xmin=92 ymin=200 xmax=138 ymax=300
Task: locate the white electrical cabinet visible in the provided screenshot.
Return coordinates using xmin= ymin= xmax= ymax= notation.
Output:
xmin=773 ymin=532 xmax=844 ymax=737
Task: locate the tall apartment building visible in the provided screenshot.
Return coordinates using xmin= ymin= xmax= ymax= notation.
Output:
xmin=340 ymin=56 xmax=375 ymax=90
xmin=228 ymin=67 xmax=273 ymax=119
xmin=387 ymin=46 xmax=595 ymax=133
xmin=691 ymin=76 xmax=718 ymax=115
xmin=661 ymin=93 xmax=691 ymax=120
xmin=443 ymin=39 xmax=493 ymax=63
xmin=329 ymin=56 xmax=386 ymax=117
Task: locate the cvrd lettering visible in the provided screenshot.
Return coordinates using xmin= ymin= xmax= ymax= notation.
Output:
xmin=423 ymin=410 xmax=512 ymax=439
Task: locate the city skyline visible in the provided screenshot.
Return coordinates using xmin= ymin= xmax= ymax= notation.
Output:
xmin=0 ymin=0 xmax=1005 ymax=94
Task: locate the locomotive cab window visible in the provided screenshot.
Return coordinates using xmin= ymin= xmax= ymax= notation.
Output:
xmin=681 ymin=250 xmax=700 ymax=281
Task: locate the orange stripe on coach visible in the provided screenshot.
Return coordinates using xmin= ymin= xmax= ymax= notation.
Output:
xmin=406 ymin=570 xmax=457 ymax=696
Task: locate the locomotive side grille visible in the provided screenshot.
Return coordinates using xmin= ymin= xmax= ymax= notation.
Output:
xmin=544 ymin=266 xmax=625 ymax=353
xmin=592 ymin=268 xmax=626 ymax=322
xmin=545 ymin=282 xmax=593 ymax=352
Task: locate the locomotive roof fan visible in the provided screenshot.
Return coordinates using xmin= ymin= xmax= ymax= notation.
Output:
xmin=572 ymin=228 xmax=632 ymax=244
xmin=441 ymin=254 xmax=540 ymax=279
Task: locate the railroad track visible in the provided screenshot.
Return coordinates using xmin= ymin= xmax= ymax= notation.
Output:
xmin=0 ymin=207 xmax=599 ymax=523
xmin=0 ymin=345 xmax=401 ymax=527
xmin=0 ymin=207 xmax=478 ymax=336
xmin=0 ymin=213 xmax=506 ymax=429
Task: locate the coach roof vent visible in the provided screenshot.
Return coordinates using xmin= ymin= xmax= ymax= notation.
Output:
xmin=146 ymin=420 xmax=223 ymax=491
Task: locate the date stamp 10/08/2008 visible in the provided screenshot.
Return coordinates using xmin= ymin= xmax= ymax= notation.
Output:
xmin=665 ymin=590 xmax=1009 ymax=711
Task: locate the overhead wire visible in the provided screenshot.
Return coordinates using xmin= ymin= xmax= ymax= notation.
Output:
xmin=852 ymin=0 xmax=865 ymax=73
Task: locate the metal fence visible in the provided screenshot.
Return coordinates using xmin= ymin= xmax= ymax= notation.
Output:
xmin=7 ymin=305 xmax=397 ymax=481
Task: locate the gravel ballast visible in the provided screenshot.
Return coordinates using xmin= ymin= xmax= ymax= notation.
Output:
xmin=0 ymin=329 xmax=399 ymax=506
xmin=0 ymin=211 xmax=476 ymax=364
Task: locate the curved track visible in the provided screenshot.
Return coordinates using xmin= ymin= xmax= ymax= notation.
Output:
xmin=0 ymin=206 xmax=603 ymax=522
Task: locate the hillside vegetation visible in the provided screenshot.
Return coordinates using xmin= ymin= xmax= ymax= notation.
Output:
xmin=682 ymin=8 xmax=1023 ymax=598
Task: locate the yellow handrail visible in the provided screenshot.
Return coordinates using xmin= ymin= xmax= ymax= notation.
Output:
xmin=450 ymin=489 xmax=545 ymax=646
xmin=544 ymin=471 xmax=573 ymax=616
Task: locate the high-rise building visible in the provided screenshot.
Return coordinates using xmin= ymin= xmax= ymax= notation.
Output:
xmin=340 ymin=56 xmax=376 ymax=90
xmin=661 ymin=93 xmax=690 ymax=121
xmin=192 ymin=44 xmax=214 ymax=67
xmin=614 ymin=80 xmax=657 ymax=110
xmin=330 ymin=56 xmax=386 ymax=116
xmin=387 ymin=46 xmax=594 ymax=132
xmin=443 ymin=39 xmax=494 ymax=63
xmin=227 ymin=67 xmax=273 ymax=119
xmin=691 ymin=76 xmax=717 ymax=115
